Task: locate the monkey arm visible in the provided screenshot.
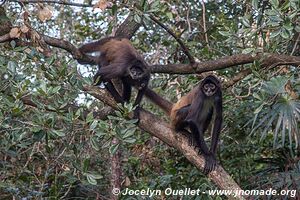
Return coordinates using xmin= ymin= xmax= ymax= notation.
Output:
xmin=132 ymin=86 xmax=148 ymax=121
xmin=133 ymin=88 xmax=146 ymax=107
xmin=98 ymin=63 xmax=127 ymax=80
xmin=210 ymin=97 xmax=223 ymax=155
xmin=189 ymin=122 xmax=217 ymax=174
xmin=189 ymin=122 xmax=211 ymax=155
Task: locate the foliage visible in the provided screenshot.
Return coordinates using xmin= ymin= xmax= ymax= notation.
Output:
xmin=0 ymin=0 xmax=299 ymax=199
xmin=251 ymin=76 xmax=300 ymax=148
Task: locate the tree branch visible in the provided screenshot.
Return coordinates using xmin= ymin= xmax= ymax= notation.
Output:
xmin=7 ymin=0 xmax=93 ymax=7
xmin=2 ymin=30 xmax=299 ymax=75
xmin=83 ymin=84 xmax=245 ymax=199
xmin=151 ymin=53 xmax=300 ymax=74
xmin=223 ymin=68 xmax=252 ymax=88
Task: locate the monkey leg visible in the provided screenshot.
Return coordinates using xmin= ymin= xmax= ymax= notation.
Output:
xmin=174 ymin=105 xmax=190 ymax=130
xmin=122 ymin=79 xmax=132 ymax=102
xmin=188 ymin=121 xmax=216 ymax=174
xmin=105 ymin=81 xmax=124 ymax=104
xmin=132 ymin=87 xmax=147 ymax=122
xmin=93 ymin=54 xmax=107 ymax=86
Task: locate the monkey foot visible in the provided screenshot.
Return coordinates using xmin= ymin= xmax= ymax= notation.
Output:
xmin=133 ymin=107 xmax=141 ymax=123
xmin=203 ymin=155 xmax=217 ymax=174
xmin=188 ymin=135 xmax=195 ymax=147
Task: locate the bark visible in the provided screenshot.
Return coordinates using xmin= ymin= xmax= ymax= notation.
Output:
xmin=151 ymin=53 xmax=300 ymax=74
xmin=115 ymin=13 xmax=141 ymax=39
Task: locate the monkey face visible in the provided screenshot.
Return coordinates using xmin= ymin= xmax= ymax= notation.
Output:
xmin=129 ymin=66 xmax=145 ymax=79
xmin=203 ymin=83 xmax=216 ymax=96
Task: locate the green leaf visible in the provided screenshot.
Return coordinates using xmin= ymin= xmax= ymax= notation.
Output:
xmin=86 ymin=174 xmax=97 ymax=185
xmin=50 ymin=129 xmax=65 ymax=137
xmin=86 ymin=112 xmax=94 ymax=123
xmin=109 ymin=143 xmax=119 ymax=154
xmin=252 ymin=0 xmax=258 ymax=9
xmin=124 ymin=138 xmax=136 ymax=143
xmin=89 ymin=173 xmax=103 ymax=179
xmin=90 ymin=120 xmax=98 ymax=130
xmin=90 ymin=137 xmax=100 ymax=151
xmin=242 ymin=48 xmax=254 ymax=54
xmin=252 ymin=92 xmax=262 ymax=100
xmin=134 ymin=14 xmax=141 ymax=24
xmin=7 ymin=61 xmax=17 ymax=74
xmin=254 ymin=104 xmax=264 ymax=114
xmin=270 ymin=0 xmax=279 ymax=8
xmin=280 ymin=28 xmax=290 ymax=39
xmin=166 ymin=12 xmax=173 ymax=20
xmin=240 ymin=17 xmax=251 ymax=27
xmin=52 ymin=86 xmax=61 ymax=94
xmin=83 ymin=158 xmax=90 ymax=172
xmin=122 ymin=128 xmax=136 ymax=139
xmin=218 ymin=31 xmax=231 ymax=36
xmin=270 ymin=29 xmax=281 ymax=38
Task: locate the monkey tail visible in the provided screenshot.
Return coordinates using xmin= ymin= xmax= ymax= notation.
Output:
xmin=79 ymin=37 xmax=117 ymax=53
xmin=144 ymin=88 xmax=173 ymax=115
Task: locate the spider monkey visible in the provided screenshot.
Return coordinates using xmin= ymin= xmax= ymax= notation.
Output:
xmin=79 ymin=37 xmax=150 ymax=120
xmin=145 ymin=75 xmax=223 ymax=173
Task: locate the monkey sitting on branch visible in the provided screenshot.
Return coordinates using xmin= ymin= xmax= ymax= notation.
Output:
xmin=145 ymin=75 xmax=223 ymax=173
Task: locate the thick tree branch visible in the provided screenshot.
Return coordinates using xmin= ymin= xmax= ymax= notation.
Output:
xmin=151 ymin=54 xmax=300 ymax=74
xmin=115 ymin=13 xmax=141 ymax=38
xmin=83 ymin=85 xmax=245 ymax=199
xmin=1 ymin=28 xmax=299 ymax=75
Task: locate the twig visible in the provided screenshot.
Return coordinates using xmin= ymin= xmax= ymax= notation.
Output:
xmin=186 ymin=6 xmax=191 ymax=33
xmin=231 ymin=81 xmax=261 ymax=99
xmin=201 ymin=0 xmax=209 ymax=46
xmin=224 ymin=68 xmax=252 ymax=88
xmin=149 ymin=14 xmax=195 ymax=64
xmin=291 ymin=33 xmax=300 ymax=56
xmin=7 ymin=0 xmax=93 ymax=7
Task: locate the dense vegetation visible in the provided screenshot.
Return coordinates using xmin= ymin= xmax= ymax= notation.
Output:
xmin=0 ymin=0 xmax=299 ymax=199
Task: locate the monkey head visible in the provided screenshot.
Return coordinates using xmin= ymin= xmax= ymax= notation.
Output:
xmin=201 ymin=75 xmax=220 ymax=97
xmin=128 ymin=60 xmax=149 ymax=80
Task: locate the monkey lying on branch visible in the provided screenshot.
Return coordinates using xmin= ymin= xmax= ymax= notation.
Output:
xmin=145 ymin=75 xmax=223 ymax=173
xmin=79 ymin=37 xmax=150 ymax=120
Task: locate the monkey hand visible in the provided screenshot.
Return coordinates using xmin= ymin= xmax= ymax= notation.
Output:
xmin=133 ymin=106 xmax=141 ymax=123
xmin=203 ymin=154 xmax=217 ymax=174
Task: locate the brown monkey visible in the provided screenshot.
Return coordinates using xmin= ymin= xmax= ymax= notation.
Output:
xmin=79 ymin=37 xmax=150 ymax=119
xmin=145 ymin=75 xmax=223 ymax=173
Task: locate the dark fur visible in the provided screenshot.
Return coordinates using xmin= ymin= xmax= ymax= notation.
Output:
xmin=178 ymin=75 xmax=222 ymax=173
xmin=145 ymin=75 xmax=223 ymax=174
xmin=79 ymin=37 xmax=150 ymax=119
